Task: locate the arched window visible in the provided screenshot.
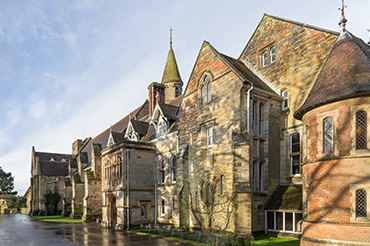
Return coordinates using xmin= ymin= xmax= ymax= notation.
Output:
xmin=262 ymin=51 xmax=268 ymax=67
xmin=161 ymin=199 xmax=165 ymax=216
xmin=281 ymin=89 xmax=288 ymax=110
xmin=356 ymin=110 xmax=367 ymax=149
xmin=323 ymin=117 xmax=333 ymax=153
xmin=117 ymin=157 xmax=122 ymax=178
xmin=207 ymin=81 xmax=212 ymax=103
xmin=171 ymin=156 xmax=176 ymax=183
xmin=290 ymin=133 xmax=300 ymax=176
xmin=141 ymin=205 xmax=146 ymax=218
xmin=160 ymin=159 xmax=165 ymax=184
xmin=201 ymin=85 xmax=206 ymax=105
xmin=220 ymin=175 xmax=224 ymax=195
xmin=270 ymin=47 xmax=276 ymax=63
xmin=356 ymin=189 xmax=367 ymax=217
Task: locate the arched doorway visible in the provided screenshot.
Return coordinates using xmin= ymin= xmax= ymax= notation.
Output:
xmin=109 ymin=196 xmax=117 ymax=228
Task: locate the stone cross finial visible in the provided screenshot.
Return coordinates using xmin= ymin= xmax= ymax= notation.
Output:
xmin=338 ymin=0 xmax=347 ymax=31
xmin=169 ymin=27 xmax=174 ymax=50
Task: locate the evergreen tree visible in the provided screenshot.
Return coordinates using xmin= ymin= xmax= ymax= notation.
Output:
xmin=0 ymin=166 xmax=17 ymax=196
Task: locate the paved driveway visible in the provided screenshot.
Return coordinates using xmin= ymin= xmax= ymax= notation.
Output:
xmin=0 ymin=214 xmax=191 ymax=246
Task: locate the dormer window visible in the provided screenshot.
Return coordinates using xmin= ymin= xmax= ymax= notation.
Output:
xmin=157 ymin=118 xmax=167 ymax=137
xmin=61 ymin=158 xmax=66 ymax=162
xmin=50 ymin=158 xmax=55 ymax=162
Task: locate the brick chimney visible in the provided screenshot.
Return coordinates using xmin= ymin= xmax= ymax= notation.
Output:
xmin=148 ymin=82 xmax=166 ymax=117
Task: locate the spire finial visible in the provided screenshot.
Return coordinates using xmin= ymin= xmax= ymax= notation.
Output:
xmin=338 ymin=0 xmax=347 ymax=32
xmin=169 ymin=27 xmax=174 ymax=50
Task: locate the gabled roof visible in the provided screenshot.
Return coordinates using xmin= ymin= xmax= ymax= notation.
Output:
xmin=39 ymin=160 xmax=68 ymax=176
xmin=0 ymin=190 xmax=11 ymax=199
xmin=131 ymin=120 xmax=149 ymax=136
xmin=294 ymin=32 xmax=370 ymax=120
xmin=239 ymin=13 xmax=339 ymax=60
xmin=158 ymin=102 xmax=178 ymax=120
xmin=264 ymin=184 xmax=302 ymax=210
xmin=35 ymin=151 xmax=71 ymax=162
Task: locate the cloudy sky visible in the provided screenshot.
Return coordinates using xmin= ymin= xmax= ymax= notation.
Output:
xmin=0 ymin=0 xmax=369 ymax=195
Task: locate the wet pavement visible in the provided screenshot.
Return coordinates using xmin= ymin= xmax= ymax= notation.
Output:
xmin=0 ymin=214 xmax=191 ymax=246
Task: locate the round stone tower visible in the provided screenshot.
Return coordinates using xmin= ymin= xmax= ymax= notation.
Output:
xmin=294 ymin=10 xmax=370 ymax=246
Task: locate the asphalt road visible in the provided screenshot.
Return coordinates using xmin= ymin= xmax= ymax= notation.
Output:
xmin=0 ymin=214 xmax=190 ymax=246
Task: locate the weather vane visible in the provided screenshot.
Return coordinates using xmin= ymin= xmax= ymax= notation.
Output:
xmin=338 ymin=0 xmax=347 ymax=19
xmin=169 ymin=27 xmax=174 ymax=49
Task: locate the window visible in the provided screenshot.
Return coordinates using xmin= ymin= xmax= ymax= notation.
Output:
xmin=161 ymin=199 xmax=165 ymax=216
xmin=253 ymin=162 xmax=264 ymax=192
xmin=220 ymin=175 xmax=225 ymax=195
xmin=61 ymin=158 xmax=66 ymax=162
xmin=105 ymin=161 xmax=111 ymax=180
xmin=262 ymin=51 xmax=267 ymax=67
xmin=172 ymin=197 xmax=175 ymax=214
xmin=207 ymin=80 xmax=212 ymax=103
xmin=282 ymin=89 xmax=288 ymax=110
xmin=290 ymin=133 xmax=300 ymax=176
xmin=160 ymin=159 xmax=165 ymax=184
xmin=270 ymin=47 xmax=276 ymax=63
xmin=356 ymin=111 xmax=367 ymax=149
xmin=157 ymin=119 xmax=167 ymax=137
xmin=171 ymin=156 xmax=176 ymax=183
xmin=194 ymin=191 xmax=198 ymax=208
xmin=206 ymin=127 xmax=214 ymax=147
xmin=116 ymin=157 xmax=122 ymax=179
xmin=267 ymin=211 xmax=303 ymax=233
xmin=201 ymin=85 xmax=206 ymax=105
xmin=259 ymin=103 xmax=264 ymax=137
xmin=323 ymin=117 xmax=333 ymax=153
xmin=175 ymin=87 xmax=180 ymax=97
xmin=252 ymin=101 xmax=257 ymax=136
xmin=356 ymin=189 xmax=367 ymax=218
xmin=50 ymin=158 xmax=55 ymax=162
xmin=141 ymin=205 xmax=146 ymax=218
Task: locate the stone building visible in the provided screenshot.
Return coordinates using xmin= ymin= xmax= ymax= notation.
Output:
xmin=29 ymin=147 xmax=71 ymax=215
xmin=294 ymin=13 xmax=370 ymax=245
xmin=0 ymin=189 xmax=13 ymax=214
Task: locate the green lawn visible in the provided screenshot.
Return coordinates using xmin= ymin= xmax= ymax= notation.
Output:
xmin=252 ymin=236 xmax=300 ymax=246
xmin=31 ymin=215 xmax=83 ymax=223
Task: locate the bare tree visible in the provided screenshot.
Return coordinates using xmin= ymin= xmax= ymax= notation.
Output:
xmin=188 ymin=176 xmax=236 ymax=233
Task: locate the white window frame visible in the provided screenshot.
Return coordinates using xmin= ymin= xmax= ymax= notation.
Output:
xmin=265 ymin=210 xmax=303 ymax=234
xmin=282 ymin=89 xmax=288 ymax=110
xmin=206 ymin=127 xmax=214 ymax=147
xmin=290 ymin=133 xmax=301 ymax=176
xmin=171 ymin=156 xmax=176 ymax=184
xmin=262 ymin=51 xmax=268 ymax=67
xmin=161 ymin=199 xmax=165 ymax=216
xmin=270 ymin=47 xmax=276 ymax=63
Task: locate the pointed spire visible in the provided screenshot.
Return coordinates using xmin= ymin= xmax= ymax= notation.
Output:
xmin=337 ymin=0 xmax=351 ymax=41
xmin=161 ymin=28 xmax=183 ymax=85
xmin=170 ymin=27 xmax=174 ymax=50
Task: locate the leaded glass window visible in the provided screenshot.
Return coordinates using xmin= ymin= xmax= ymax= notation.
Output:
xmin=290 ymin=133 xmax=300 ymax=176
xmin=356 ymin=189 xmax=367 ymax=217
xmin=356 ymin=111 xmax=367 ymax=149
xmin=323 ymin=117 xmax=333 ymax=153
xmin=201 ymin=85 xmax=206 ymax=105
xmin=270 ymin=47 xmax=276 ymax=63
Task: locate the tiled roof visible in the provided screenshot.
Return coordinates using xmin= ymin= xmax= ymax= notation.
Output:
xmin=294 ymin=33 xmax=370 ymax=120
xmin=111 ymin=131 xmax=126 ymax=145
xmin=131 ymin=120 xmax=149 ymax=136
xmin=161 ymin=48 xmax=183 ymax=85
xmin=158 ymin=102 xmax=178 ymax=120
xmin=35 ymin=152 xmax=71 ymax=162
xmin=39 ymin=161 xmax=68 ymax=176
xmin=264 ymin=184 xmax=302 ymax=210
xmin=219 ymin=53 xmax=277 ymax=94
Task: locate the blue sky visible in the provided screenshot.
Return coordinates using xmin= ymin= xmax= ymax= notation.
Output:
xmin=0 ymin=0 xmax=369 ymax=195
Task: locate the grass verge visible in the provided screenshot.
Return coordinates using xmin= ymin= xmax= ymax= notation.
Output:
xmin=31 ymin=215 xmax=83 ymax=223
xmin=129 ymin=229 xmax=300 ymax=246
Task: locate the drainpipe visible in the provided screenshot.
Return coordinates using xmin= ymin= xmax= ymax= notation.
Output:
xmin=246 ymin=81 xmax=254 ymax=136
xmin=154 ymin=159 xmax=157 ymax=227
xmin=126 ymin=149 xmax=130 ymax=230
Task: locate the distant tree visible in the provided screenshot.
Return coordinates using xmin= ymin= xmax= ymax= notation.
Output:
xmin=0 ymin=166 xmax=17 ymax=196
xmin=11 ymin=196 xmax=27 ymax=209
